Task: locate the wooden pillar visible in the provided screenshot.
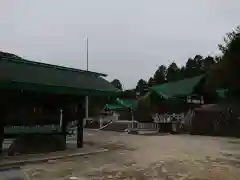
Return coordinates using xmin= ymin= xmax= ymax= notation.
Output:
xmin=77 ymin=118 xmax=83 ymax=148
xmin=0 ymin=104 xmax=6 ymax=155
xmin=0 ymin=120 xmax=3 ymax=155
xmin=61 ymin=110 xmax=67 ymax=145
xmin=0 ymin=94 xmax=6 ymax=155
xmin=77 ymin=104 xmax=84 ymax=148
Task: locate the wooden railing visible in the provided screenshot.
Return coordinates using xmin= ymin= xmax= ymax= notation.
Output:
xmin=152 ymin=113 xmax=185 ymax=123
xmin=4 ymin=109 xmax=64 ymax=135
xmin=127 ymin=121 xmax=159 ymax=132
xmin=126 ymin=110 xmax=195 ymax=134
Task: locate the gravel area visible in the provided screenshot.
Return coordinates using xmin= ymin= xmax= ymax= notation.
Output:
xmin=18 ymin=130 xmax=240 ymax=179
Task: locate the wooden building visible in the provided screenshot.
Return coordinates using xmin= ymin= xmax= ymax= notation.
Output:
xmin=102 ymin=98 xmax=136 ymax=120
xmin=138 ymin=75 xmax=205 ymax=132
xmin=0 ymin=52 xmax=119 ymax=154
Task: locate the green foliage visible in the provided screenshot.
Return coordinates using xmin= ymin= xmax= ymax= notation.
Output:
xmin=146 ymin=55 xmax=216 ymax=89
xmin=207 ymin=25 xmax=240 ymax=97
xmin=111 ymin=79 xmax=123 ymax=90
xmin=119 ymin=89 xmax=136 ymax=99
xmin=147 ymin=77 xmax=155 ymax=87
xmin=136 ymin=79 xmax=148 ymax=96
xmin=184 ymin=55 xmax=203 ymax=77
xmin=218 ymin=26 xmax=240 ymax=54
xmin=153 ymin=65 xmax=167 ymax=84
xmin=203 ymin=56 xmax=215 ymax=72
xmin=166 ymin=62 xmax=181 ymax=82
xmin=0 ymin=51 xmax=22 ymax=60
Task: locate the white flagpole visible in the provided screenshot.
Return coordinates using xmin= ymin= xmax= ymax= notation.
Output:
xmin=85 ymin=36 xmax=89 ymax=119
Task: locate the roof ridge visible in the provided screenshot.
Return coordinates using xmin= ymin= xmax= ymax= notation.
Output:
xmin=0 ymin=53 xmax=107 ymax=77
xmin=151 ymin=74 xmax=205 ymax=88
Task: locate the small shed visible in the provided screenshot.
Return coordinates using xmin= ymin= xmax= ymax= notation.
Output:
xmin=191 ymin=101 xmax=240 ymax=136
xmin=149 ymin=75 xmax=205 ymax=114
xmin=102 ymin=98 xmax=136 ymax=120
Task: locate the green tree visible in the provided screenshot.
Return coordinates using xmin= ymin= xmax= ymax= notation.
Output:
xmin=207 ymin=25 xmax=240 ymax=95
xmin=202 ymin=56 xmax=215 ymax=72
xmin=184 ymin=55 xmax=203 ymax=78
xmin=220 ymin=26 xmax=240 ymax=92
xmin=111 ymin=79 xmax=123 ymax=90
xmin=152 ymin=65 xmax=167 ymax=84
xmin=193 ymin=55 xmax=204 ymax=66
xmin=166 ymin=62 xmax=181 ymax=82
xmin=214 ymin=56 xmax=222 ymax=63
xmin=218 ymin=26 xmax=240 ymax=54
xmin=179 ymin=66 xmax=186 ymax=78
xmin=136 ymin=79 xmax=148 ymax=96
xmin=147 ymin=77 xmax=155 ymax=87
xmin=120 ymin=89 xmax=136 ymax=99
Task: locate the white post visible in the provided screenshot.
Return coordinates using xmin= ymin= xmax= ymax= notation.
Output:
xmin=60 ymin=109 xmax=63 ymax=127
xmin=85 ymin=96 xmax=89 ymax=118
xmin=100 ymin=117 xmax=103 ymax=128
xmin=85 ymin=36 xmax=89 ymax=119
xmin=131 ymin=109 xmax=134 ymax=130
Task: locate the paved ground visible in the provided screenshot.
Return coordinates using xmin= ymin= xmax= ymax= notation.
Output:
xmin=14 ymin=130 xmax=240 ymax=179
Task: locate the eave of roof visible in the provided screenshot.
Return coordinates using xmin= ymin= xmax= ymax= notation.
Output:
xmin=2 ymin=57 xmax=107 ymax=77
xmin=0 ymin=51 xmax=119 ymax=95
xmin=116 ymin=98 xmax=137 ymax=108
xmin=104 ymin=104 xmax=125 ymax=110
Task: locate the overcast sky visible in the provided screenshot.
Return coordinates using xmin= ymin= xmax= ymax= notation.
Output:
xmin=0 ymin=0 xmax=239 ymax=89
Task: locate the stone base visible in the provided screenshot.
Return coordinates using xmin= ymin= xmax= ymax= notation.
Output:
xmin=7 ymin=134 xmax=66 ymax=156
xmin=128 ymin=130 xmax=138 ymax=134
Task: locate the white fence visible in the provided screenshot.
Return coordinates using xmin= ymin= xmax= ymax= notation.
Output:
xmin=127 ymin=121 xmax=159 ymax=132
xmin=152 ymin=113 xmax=185 ymax=123
xmin=127 ymin=110 xmax=195 ymax=133
xmin=95 ymin=110 xmax=195 ymax=133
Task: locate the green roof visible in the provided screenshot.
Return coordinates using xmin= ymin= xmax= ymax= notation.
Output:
xmin=0 ymin=52 xmax=119 ymax=95
xmin=150 ymin=75 xmax=204 ymax=99
xmin=116 ymin=98 xmax=137 ymax=108
xmin=104 ymin=98 xmax=137 ymax=111
xmin=104 ymin=104 xmax=125 ymax=110
xmin=216 ymin=89 xmax=228 ymax=98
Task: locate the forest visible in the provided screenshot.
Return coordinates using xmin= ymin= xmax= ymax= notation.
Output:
xmin=111 ymin=26 xmax=240 ymax=100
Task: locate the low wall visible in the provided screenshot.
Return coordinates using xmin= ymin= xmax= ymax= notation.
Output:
xmin=7 ymin=134 xmax=66 ymax=156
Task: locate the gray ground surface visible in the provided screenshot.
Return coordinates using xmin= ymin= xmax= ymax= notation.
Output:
xmin=0 ymin=167 xmax=29 ymax=180
xmin=7 ymin=130 xmax=240 ymax=179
